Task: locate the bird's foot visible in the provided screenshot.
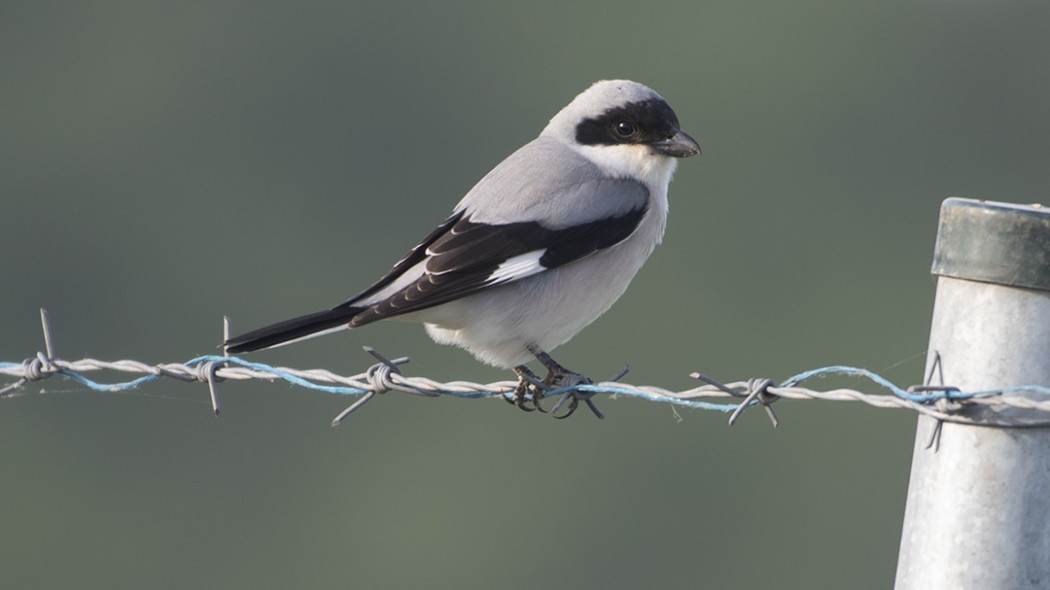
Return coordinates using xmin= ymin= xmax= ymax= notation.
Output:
xmin=508 ymin=366 xmax=597 ymax=417
xmin=509 ymin=365 xmax=546 ymax=412
xmin=510 ymin=346 xmax=621 ymax=419
xmin=546 ymin=369 xmax=602 ymax=419
xmin=527 ymin=345 xmax=598 ymax=419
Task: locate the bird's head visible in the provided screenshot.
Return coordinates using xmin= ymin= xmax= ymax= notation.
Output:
xmin=543 ymin=80 xmax=700 ymax=185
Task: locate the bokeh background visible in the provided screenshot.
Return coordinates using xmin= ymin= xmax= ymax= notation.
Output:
xmin=2 ymin=1 xmax=1048 ymax=588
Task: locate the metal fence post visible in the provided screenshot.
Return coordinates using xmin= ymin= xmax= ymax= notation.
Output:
xmin=895 ymin=198 xmax=1050 ymax=589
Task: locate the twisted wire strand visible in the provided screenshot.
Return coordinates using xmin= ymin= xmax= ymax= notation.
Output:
xmin=3 ymin=353 xmax=1050 ymax=416
xmin=2 ymin=309 xmax=1049 ymax=426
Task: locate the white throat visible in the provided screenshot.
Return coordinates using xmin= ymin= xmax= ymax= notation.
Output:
xmin=573 ymin=143 xmax=679 ymax=190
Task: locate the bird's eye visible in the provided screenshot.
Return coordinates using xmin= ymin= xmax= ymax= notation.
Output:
xmin=614 ymin=121 xmax=635 ymax=138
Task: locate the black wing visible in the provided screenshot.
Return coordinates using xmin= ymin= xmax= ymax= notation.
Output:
xmin=348 ymin=203 xmax=649 ymax=326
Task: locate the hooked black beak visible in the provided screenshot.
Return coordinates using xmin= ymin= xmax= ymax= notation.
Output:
xmin=650 ymin=130 xmax=701 ymax=158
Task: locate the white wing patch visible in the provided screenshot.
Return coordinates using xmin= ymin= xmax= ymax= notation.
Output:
xmin=485 ymin=250 xmax=547 ymax=285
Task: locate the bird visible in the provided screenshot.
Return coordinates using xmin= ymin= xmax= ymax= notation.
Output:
xmin=224 ymin=79 xmax=700 ymax=417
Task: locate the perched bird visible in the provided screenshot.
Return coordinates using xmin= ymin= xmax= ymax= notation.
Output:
xmin=225 ymin=79 xmax=700 ymax=416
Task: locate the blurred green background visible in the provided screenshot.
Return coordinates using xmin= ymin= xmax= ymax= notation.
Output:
xmin=2 ymin=1 xmax=1048 ymax=588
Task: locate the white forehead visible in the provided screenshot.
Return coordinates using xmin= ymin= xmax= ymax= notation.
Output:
xmin=542 ymin=80 xmax=665 ymax=140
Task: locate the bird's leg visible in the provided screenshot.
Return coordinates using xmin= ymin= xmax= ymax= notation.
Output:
xmin=509 ymin=365 xmax=544 ymax=412
xmin=525 ymin=344 xmax=602 ymax=419
xmin=527 ymin=344 xmax=592 ymax=388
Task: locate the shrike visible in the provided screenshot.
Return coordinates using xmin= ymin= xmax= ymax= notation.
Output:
xmin=225 ymin=79 xmax=700 ymax=416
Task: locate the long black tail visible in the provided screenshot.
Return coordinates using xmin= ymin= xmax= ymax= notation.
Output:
xmin=224 ymin=306 xmax=361 ymax=354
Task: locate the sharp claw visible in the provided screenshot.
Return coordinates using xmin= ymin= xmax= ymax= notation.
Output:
xmin=531 ymin=390 xmax=548 ymax=413
xmin=549 ymin=389 xmax=604 ymax=419
xmin=510 ymin=383 xmax=536 ymax=412
xmin=551 ymin=393 xmax=579 ymax=419
xmin=511 ymin=365 xmax=548 ymax=412
xmin=553 ymin=403 xmax=578 ymax=419
xmin=550 ymin=390 xmax=573 ymax=416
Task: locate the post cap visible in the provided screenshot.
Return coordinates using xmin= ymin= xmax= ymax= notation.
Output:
xmin=932 ymin=198 xmax=1050 ymax=292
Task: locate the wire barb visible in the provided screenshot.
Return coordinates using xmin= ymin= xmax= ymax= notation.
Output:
xmin=916 ymin=351 xmax=948 ymax=450
xmin=40 ymin=308 xmax=56 ymax=360
xmin=1 ymin=309 xmax=59 ymax=398
xmin=729 ymin=378 xmax=780 ymax=428
xmin=331 ymin=391 xmax=376 ymax=427
xmin=329 ymin=347 xmax=413 ymax=427
xmin=198 ymin=360 xmax=223 ymax=416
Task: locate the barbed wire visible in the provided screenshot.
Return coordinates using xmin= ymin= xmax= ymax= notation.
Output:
xmin=3 ymin=310 xmax=1049 ymax=430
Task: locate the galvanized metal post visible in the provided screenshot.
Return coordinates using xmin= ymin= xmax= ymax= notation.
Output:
xmin=895 ymin=198 xmax=1050 ymax=589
